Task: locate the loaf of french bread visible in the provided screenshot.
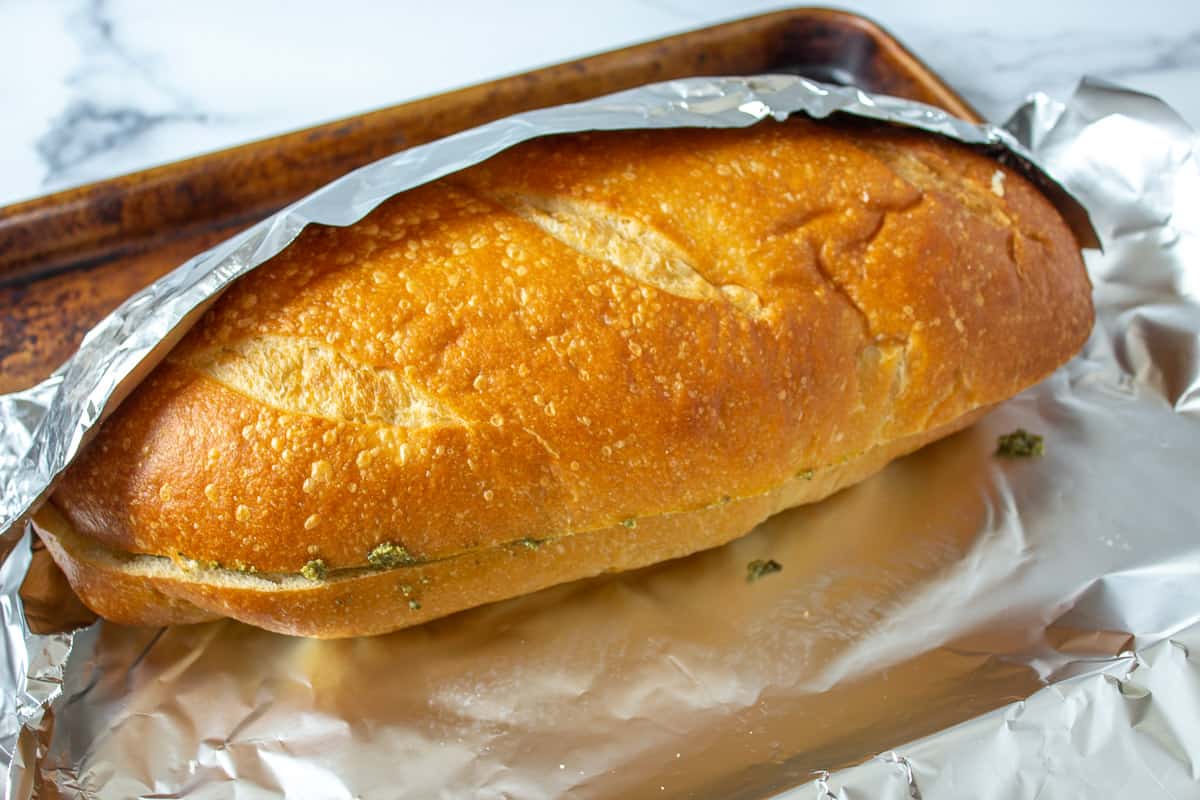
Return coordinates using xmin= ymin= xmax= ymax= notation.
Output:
xmin=35 ymin=117 xmax=1093 ymax=637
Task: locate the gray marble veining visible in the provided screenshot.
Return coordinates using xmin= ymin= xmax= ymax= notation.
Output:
xmin=36 ymin=0 xmax=209 ymax=183
xmin=1 ymin=0 xmax=1196 ymax=207
xmin=916 ymin=26 xmax=1200 ymax=122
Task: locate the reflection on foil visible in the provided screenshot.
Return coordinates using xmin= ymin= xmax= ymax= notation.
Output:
xmin=805 ymin=630 xmax=1200 ymax=798
xmin=2 ymin=76 xmax=1200 ymax=798
xmin=27 ymin=428 xmax=1054 ymax=798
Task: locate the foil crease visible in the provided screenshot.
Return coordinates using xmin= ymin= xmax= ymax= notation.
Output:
xmin=0 ymin=75 xmax=1197 ymax=797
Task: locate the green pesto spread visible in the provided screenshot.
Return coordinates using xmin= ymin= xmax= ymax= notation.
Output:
xmin=996 ymin=429 xmax=1044 ymax=458
xmin=300 ymin=559 xmax=327 ymax=581
xmin=368 ymin=542 xmax=415 ymax=569
xmin=173 ymin=551 xmax=263 ymax=574
xmin=746 ymin=558 xmax=782 ymax=583
xmin=621 ymin=518 xmax=637 ymax=529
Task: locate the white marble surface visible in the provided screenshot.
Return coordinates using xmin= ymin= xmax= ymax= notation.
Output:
xmin=1 ymin=0 xmax=1197 ymax=208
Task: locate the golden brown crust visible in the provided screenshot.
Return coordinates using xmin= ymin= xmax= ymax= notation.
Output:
xmin=36 ymin=407 xmax=988 ymax=638
xmin=46 ymin=118 xmax=1092 ymax=635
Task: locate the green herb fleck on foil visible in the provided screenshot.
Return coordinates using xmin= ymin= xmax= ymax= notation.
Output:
xmin=746 ymin=559 xmax=782 ymax=583
xmin=996 ymin=429 xmax=1044 ymax=458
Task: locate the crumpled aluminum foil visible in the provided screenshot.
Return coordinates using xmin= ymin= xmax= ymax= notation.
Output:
xmin=1 ymin=74 xmax=1197 ymax=798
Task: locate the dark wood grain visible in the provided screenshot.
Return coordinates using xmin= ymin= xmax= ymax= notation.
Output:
xmin=0 ymin=8 xmax=979 ymax=394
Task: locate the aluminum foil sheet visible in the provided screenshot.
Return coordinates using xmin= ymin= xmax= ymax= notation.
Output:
xmin=1 ymin=74 xmax=1197 ymax=798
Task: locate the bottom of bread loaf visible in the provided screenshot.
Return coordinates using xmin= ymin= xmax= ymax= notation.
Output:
xmin=33 ymin=407 xmax=989 ymax=638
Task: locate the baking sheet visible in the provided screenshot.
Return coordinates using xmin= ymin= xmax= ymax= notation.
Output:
xmin=2 ymin=75 xmax=1199 ymax=798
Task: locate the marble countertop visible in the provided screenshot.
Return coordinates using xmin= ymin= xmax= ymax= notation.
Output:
xmin=2 ymin=0 xmax=1197 ymax=208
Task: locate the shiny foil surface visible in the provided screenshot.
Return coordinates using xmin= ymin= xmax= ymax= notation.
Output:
xmin=2 ymin=76 xmax=1198 ymax=798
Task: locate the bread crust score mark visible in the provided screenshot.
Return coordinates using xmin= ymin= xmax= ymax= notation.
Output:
xmin=45 ymin=118 xmax=1094 ymax=636
xmin=189 ymin=335 xmax=467 ymax=429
